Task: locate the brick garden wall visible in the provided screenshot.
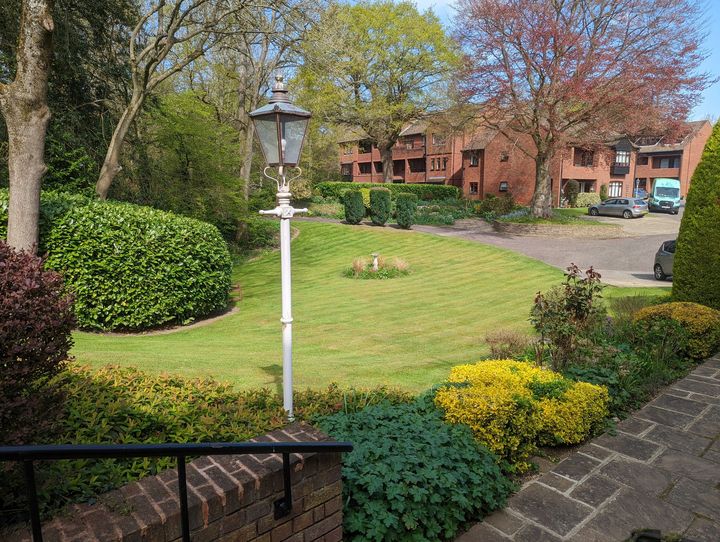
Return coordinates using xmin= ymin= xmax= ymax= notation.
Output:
xmin=7 ymin=423 xmax=343 ymax=542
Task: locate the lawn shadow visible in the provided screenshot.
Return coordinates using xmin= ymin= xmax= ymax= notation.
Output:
xmin=260 ymin=364 xmax=283 ymax=396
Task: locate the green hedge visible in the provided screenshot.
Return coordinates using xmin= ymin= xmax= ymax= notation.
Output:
xmin=315 ymin=181 xmax=460 ymax=201
xmin=369 ymin=187 xmax=391 ymax=226
xmin=395 ymin=192 xmax=418 ymax=229
xmin=343 ymin=190 xmax=365 ymax=224
xmin=42 ymin=201 xmax=232 ymax=331
xmin=317 ymin=401 xmax=513 ymax=541
xmin=575 ymin=193 xmax=601 ymax=207
xmin=674 ymin=121 xmax=720 ymax=310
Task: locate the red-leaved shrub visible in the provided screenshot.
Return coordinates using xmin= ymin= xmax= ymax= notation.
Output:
xmin=0 ymin=241 xmax=75 ymax=444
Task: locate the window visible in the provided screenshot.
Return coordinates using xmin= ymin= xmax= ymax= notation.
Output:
xmin=358 ymin=162 xmax=371 ymax=174
xmin=430 ymin=159 xmax=435 ymax=171
xmin=652 ymin=156 xmax=680 ymax=169
xmin=408 ymin=158 xmax=425 ymax=172
xmin=432 ymin=133 xmax=446 ymax=145
xmin=614 ymin=150 xmax=631 ymax=166
xmin=341 ymin=164 xmax=352 ymax=176
xmin=343 ymin=145 xmax=353 ymax=155
xmin=469 ymin=152 xmax=479 ymax=166
xmin=637 ymin=156 xmax=648 ymax=165
xmin=374 ymin=161 xmax=383 ymax=173
xmin=358 ymin=140 xmax=372 ymax=153
xmin=500 ymin=151 xmax=509 ymax=162
xmin=499 ymin=181 xmax=509 ymax=192
xmin=469 ymin=182 xmax=479 ymax=195
xmin=443 ymin=158 xmax=448 ymax=171
xmin=404 ymin=138 xmax=413 ymax=150
xmin=573 ymin=148 xmax=594 ymax=167
xmin=664 ymin=241 xmax=676 ymax=254
xmin=608 ymin=181 xmax=623 ymax=197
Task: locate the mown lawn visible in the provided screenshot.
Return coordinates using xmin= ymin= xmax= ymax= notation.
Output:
xmin=71 ymin=221 xmax=668 ymax=392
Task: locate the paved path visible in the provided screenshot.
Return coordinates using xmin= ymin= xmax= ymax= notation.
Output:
xmin=457 ymin=356 xmax=720 ymax=542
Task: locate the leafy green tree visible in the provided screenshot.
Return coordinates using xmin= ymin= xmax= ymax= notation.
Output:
xmin=299 ymin=0 xmax=457 ymax=182
xmin=673 ymin=121 xmax=720 ymax=310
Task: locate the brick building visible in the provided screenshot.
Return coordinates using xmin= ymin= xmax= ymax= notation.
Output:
xmin=338 ymin=119 xmax=712 ymax=206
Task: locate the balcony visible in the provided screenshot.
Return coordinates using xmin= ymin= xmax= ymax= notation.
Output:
xmin=610 ymin=163 xmax=630 ymax=176
xmin=392 ymin=145 xmax=426 ymax=159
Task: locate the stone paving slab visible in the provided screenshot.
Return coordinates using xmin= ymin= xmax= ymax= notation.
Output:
xmin=455 ymin=356 xmax=720 ymax=541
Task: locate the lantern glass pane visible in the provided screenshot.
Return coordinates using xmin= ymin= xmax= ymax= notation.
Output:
xmin=280 ymin=115 xmax=309 ymax=166
xmin=254 ymin=115 xmax=280 ymax=165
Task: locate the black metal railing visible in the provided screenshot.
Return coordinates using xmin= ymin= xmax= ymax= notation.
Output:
xmin=0 ymin=441 xmax=353 ymax=542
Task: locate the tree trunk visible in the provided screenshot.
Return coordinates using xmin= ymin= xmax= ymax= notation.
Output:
xmin=530 ymin=153 xmax=553 ymax=218
xmin=95 ymin=94 xmax=145 ymax=199
xmin=0 ymin=0 xmax=54 ymax=253
xmin=379 ymin=142 xmax=394 ymax=183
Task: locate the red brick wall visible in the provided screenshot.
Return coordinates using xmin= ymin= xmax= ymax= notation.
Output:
xmin=482 ymin=132 xmax=538 ymax=205
xmin=6 ymin=424 xmax=344 ymax=542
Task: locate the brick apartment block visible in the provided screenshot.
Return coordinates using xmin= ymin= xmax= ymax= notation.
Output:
xmin=338 ymin=119 xmax=712 ymax=206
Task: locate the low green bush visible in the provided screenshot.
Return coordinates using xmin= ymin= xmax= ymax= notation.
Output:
xmin=343 ymin=190 xmax=365 ymax=224
xmin=575 ymin=193 xmax=601 ymax=207
xmin=317 ymin=402 xmax=513 ymax=542
xmin=237 ymin=216 xmax=279 ymax=252
xmin=475 ymin=193 xmax=517 ymax=218
xmin=369 ymin=187 xmax=391 ymax=226
xmin=45 ymin=201 xmax=232 ymax=331
xmin=395 ymin=193 xmax=418 ymax=229
xmin=315 ymin=181 xmax=460 ymax=201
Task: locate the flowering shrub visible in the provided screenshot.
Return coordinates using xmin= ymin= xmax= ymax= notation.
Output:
xmin=435 ymin=360 xmax=609 ymax=468
xmin=634 ymin=301 xmax=720 ymax=359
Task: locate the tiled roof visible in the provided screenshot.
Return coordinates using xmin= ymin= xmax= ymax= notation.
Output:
xmin=636 ymin=120 xmax=711 ymax=154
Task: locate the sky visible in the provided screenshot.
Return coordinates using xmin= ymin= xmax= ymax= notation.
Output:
xmin=409 ymin=0 xmax=719 ymax=121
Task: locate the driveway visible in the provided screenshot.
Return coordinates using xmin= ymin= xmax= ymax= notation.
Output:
xmin=414 ymin=210 xmax=683 ymax=288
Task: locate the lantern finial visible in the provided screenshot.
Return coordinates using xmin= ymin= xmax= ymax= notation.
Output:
xmin=270 ymin=74 xmax=290 ymax=103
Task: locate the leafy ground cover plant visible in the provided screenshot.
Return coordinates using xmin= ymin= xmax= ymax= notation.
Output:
xmin=434 ymin=360 xmax=609 ymax=469
xmin=316 ymin=401 xmax=514 ymax=542
xmin=344 ymin=255 xmax=410 ymax=279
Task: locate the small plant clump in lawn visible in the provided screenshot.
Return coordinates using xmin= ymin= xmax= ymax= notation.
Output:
xmin=344 ymin=254 xmax=410 ymax=279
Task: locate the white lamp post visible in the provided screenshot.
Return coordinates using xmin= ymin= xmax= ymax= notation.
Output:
xmin=249 ymin=75 xmax=311 ymax=421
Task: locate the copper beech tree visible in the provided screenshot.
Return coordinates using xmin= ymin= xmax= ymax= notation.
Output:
xmin=0 ymin=0 xmax=54 ymax=252
xmin=454 ymin=0 xmax=711 ymax=217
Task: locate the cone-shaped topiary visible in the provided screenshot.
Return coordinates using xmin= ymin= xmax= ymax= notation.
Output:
xmin=342 ymin=189 xmax=365 ymax=224
xmin=673 ymin=121 xmax=720 ymax=310
xmin=395 ymin=192 xmax=418 ymax=229
xmin=369 ymin=187 xmax=391 ymax=226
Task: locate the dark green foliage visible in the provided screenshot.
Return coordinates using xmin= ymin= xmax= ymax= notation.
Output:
xmin=395 ymin=192 xmax=418 ymax=228
xmin=564 ymin=366 xmax=634 ymax=416
xmin=565 ymin=179 xmax=580 ymax=207
xmin=599 ymin=184 xmax=608 ymax=201
xmin=44 ymin=201 xmax=232 ymax=331
xmin=316 ymin=181 xmax=460 ymax=201
xmin=475 ymin=193 xmax=517 ymax=219
xmin=0 ymin=243 xmax=75 ymax=445
xmin=369 ymin=187 xmax=391 ymax=225
xmin=237 ymin=217 xmax=279 ymax=252
xmin=316 ymin=402 xmax=513 ymax=542
xmin=343 ymin=190 xmax=365 ymax=224
xmin=674 ymin=121 xmax=720 ymax=310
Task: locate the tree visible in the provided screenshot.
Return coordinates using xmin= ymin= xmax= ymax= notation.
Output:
xmin=95 ymin=0 xmax=242 ymax=199
xmin=299 ymin=0 xmax=457 ymax=183
xmin=0 ymin=0 xmax=54 ymax=252
xmin=455 ymin=0 xmax=710 ymax=217
xmin=673 ymin=121 xmax=720 ymax=310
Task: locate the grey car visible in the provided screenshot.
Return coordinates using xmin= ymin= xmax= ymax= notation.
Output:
xmin=588 ymin=198 xmax=649 ymax=219
xmin=654 ymin=239 xmax=675 ymax=280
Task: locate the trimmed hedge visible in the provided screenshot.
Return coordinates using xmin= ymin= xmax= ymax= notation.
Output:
xmin=369 ymin=187 xmax=391 ymax=226
xmin=315 ymin=181 xmax=460 ymax=201
xmin=673 ymin=121 xmax=720 ymax=310
xmin=343 ymin=190 xmax=365 ymax=224
xmin=435 ymin=360 xmax=609 ymax=469
xmin=395 ymin=192 xmax=418 ymax=229
xmin=317 ymin=402 xmax=513 ymax=541
xmin=45 ymin=201 xmax=232 ymax=331
xmin=634 ymin=302 xmax=720 ymax=360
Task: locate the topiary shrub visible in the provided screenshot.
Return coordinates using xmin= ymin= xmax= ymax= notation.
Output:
xmin=0 ymin=242 xmax=75 ymax=445
xmin=395 ymin=192 xmax=418 ymax=229
xmin=634 ymin=301 xmax=720 ymax=360
xmin=45 ymin=201 xmax=232 ymax=331
xmin=673 ymin=121 xmax=720 ymax=310
xmin=599 ymin=184 xmax=609 ymax=201
xmin=434 ymin=360 xmax=609 ymax=470
xmin=369 ymin=187 xmax=391 ymax=226
xmin=575 ymin=192 xmax=601 ymax=207
xmin=565 ymin=179 xmax=580 ymax=207
xmin=316 ymin=402 xmax=513 ymax=542
xmin=343 ymin=190 xmax=365 ymax=224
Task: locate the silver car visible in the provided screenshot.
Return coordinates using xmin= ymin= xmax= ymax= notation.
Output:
xmin=654 ymin=239 xmax=675 ymax=280
xmin=588 ymin=198 xmax=649 ymax=219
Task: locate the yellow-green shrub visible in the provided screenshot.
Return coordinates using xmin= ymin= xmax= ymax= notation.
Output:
xmin=634 ymin=301 xmax=720 ymax=360
xmin=434 ymin=360 xmax=609 ymax=468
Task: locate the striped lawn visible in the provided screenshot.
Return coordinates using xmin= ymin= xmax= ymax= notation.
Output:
xmin=71 ymin=221 xmax=669 ymax=393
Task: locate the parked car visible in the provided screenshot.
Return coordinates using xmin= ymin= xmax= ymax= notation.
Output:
xmin=654 ymin=239 xmax=676 ymax=280
xmin=588 ymin=198 xmax=648 ymax=219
